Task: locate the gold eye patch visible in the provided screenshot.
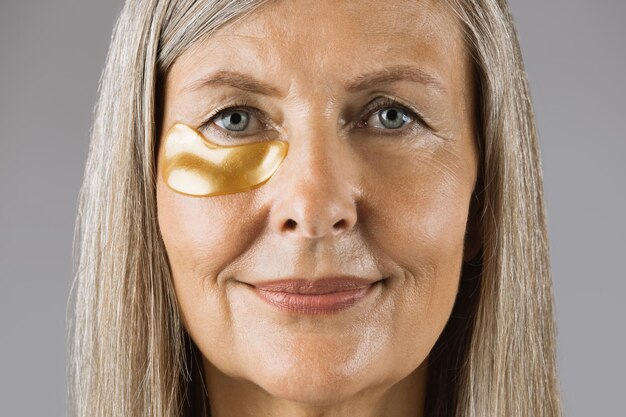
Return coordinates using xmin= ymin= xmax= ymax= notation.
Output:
xmin=159 ymin=123 xmax=288 ymax=197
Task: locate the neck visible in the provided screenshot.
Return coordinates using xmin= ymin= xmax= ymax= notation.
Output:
xmin=202 ymin=357 xmax=427 ymax=417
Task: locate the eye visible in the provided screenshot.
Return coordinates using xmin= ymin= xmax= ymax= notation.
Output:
xmin=200 ymin=100 xmax=267 ymax=136
xmin=359 ymin=97 xmax=426 ymax=134
xmin=215 ymin=109 xmax=251 ymax=131
xmin=371 ymin=107 xmax=412 ymax=129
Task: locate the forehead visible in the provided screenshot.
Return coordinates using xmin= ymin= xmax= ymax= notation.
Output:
xmin=169 ymin=0 xmax=468 ymax=94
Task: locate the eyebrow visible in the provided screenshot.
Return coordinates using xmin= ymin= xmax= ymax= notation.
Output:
xmin=182 ymin=70 xmax=283 ymax=97
xmin=346 ymin=65 xmax=446 ymax=93
xmin=182 ymin=64 xmax=445 ymax=96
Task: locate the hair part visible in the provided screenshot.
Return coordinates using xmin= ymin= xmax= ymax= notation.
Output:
xmin=70 ymin=1 xmax=562 ymax=416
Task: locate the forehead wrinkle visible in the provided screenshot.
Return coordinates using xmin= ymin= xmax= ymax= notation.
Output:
xmin=169 ymin=0 xmax=470 ymax=110
xmin=222 ymin=33 xmax=267 ymax=40
xmin=210 ymin=0 xmax=458 ymax=58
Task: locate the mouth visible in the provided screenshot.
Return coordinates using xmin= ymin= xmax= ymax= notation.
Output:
xmin=244 ymin=277 xmax=387 ymax=315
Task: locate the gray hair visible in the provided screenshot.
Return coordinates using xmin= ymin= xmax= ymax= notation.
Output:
xmin=70 ymin=1 xmax=562 ymax=416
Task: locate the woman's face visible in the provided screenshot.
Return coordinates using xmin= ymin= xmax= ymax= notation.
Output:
xmin=157 ymin=0 xmax=478 ymax=409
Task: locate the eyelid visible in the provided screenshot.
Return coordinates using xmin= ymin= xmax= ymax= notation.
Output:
xmin=199 ymin=100 xmax=274 ymax=135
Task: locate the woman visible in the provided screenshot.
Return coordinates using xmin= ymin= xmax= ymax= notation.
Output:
xmin=70 ymin=0 xmax=562 ymax=416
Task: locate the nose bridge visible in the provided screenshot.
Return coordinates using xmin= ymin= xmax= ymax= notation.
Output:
xmin=268 ymin=117 xmax=360 ymax=240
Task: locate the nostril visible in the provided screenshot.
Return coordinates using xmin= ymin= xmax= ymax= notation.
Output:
xmin=284 ymin=219 xmax=297 ymax=231
xmin=279 ymin=216 xmax=353 ymax=237
xmin=333 ymin=219 xmax=347 ymax=230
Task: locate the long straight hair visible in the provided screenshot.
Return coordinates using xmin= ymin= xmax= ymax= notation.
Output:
xmin=69 ymin=1 xmax=562 ymax=416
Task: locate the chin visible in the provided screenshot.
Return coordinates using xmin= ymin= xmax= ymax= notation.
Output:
xmin=257 ymin=373 xmax=364 ymax=407
xmin=248 ymin=354 xmax=373 ymax=407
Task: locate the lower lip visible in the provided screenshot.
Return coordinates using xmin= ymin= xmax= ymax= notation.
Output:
xmin=252 ymin=282 xmax=381 ymax=315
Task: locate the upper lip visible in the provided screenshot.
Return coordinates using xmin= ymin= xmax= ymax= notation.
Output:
xmin=250 ymin=276 xmax=384 ymax=294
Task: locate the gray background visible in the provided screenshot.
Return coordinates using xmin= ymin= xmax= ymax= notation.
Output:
xmin=0 ymin=0 xmax=624 ymax=415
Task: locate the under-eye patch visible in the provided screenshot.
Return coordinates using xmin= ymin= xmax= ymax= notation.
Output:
xmin=159 ymin=123 xmax=288 ymax=197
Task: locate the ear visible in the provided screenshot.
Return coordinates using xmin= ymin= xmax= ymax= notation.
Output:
xmin=463 ymin=187 xmax=483 ymax=263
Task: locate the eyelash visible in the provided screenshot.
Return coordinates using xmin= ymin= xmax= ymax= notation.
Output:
xmin=358 ymin=96 xmax=428 ymax=134
xmin=199 ymin=99 xmax=263 ymax=133
xmin=199 ymin=97 xmax=428 ymax=136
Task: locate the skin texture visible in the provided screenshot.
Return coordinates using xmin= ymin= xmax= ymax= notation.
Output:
xmin=156 ymin=0 xmax=479 ymax=416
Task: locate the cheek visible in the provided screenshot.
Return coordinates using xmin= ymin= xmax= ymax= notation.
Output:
xmin=156 ymin=178 xmax=260 ymax=338
xmin=157 ymin=137 xmax=284 ymax=263
xmin=362 ymin=144 xmax=474 ymax=362
xmin=157 ymin=181 xmax=241 ymax=277
xmin=366 ymin=146 xmax=471 ymax=269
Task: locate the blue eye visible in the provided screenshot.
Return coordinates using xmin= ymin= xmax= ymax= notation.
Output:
xmin=376 ymin=107 xmax=412 ymax=129
xmin=202 ymin=97 xmax=425 ymax=138
xmin=216 ymin=110 xmax=250 ymax=131
xmin=359 ymin=96 xmax=423 ymax=133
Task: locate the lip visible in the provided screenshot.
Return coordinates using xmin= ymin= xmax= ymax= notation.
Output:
xmin=248 ymin=277 xmax=385 ymax=314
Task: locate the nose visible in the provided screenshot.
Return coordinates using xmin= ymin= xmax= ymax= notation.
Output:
xmin=268 ymin=127 xmax=360 ymax=240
